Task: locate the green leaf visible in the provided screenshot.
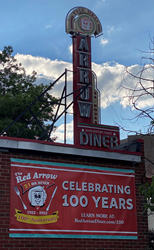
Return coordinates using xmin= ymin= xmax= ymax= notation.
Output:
xmin=0 ymin=46 xmax=57 ymax=140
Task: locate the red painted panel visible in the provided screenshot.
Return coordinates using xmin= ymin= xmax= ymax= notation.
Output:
xmin=9 ymin=159 xmax=137 ymax=239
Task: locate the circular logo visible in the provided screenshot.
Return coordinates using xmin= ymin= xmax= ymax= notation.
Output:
xmin=77 ymin=15 xmax=95 ymax=35
xmin=28 ymin=186 xmax=47 ymax=207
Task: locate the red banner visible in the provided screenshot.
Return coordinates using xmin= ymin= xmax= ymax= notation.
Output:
xmin=9 ymin=158 xmax=137 ymax=239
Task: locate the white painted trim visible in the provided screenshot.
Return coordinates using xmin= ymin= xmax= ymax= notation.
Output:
xmin=11 ymin=164 xmax=135 ymax=177
xmin=9 ymin=228 xmax=137 ymax=234
xmin=0 ymin=138 xmax=141 ymax=163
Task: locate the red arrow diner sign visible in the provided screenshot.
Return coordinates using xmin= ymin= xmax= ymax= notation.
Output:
xmin=66 ymin=7 xmax=120 ymax=150
xmin=9 ymin=158 xmax=137 ymax=239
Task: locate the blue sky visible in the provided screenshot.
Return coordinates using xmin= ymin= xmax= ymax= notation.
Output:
xmin=2 ymin=0 xmax=154 ymax=65
xmin=1 ymin=0 xmax=154 ymax=143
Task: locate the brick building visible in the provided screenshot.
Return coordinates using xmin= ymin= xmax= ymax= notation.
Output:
xmin=0 ymin=136 xmax=149 ymax=250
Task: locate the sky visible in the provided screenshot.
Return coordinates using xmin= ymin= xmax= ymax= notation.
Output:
xmin=1 ymin=0 xmax=154 ymax=144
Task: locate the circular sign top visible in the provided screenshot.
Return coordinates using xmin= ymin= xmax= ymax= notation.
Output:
xmin=66 ymin=7 xmax=102 ymax=37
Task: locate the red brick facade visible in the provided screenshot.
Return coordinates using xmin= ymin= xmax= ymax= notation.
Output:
xmin=0 ymin=138 xmax=148 ymax=250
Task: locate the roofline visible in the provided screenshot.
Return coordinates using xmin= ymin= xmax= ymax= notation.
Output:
xmin=0 ymin=137 xmax=141 ymax=163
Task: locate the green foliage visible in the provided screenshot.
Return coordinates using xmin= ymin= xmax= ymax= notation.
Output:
xmin=139 ymin=176 xmax=154 ymax=211
xmin=0 ymin=46 xmax=57 ymax=140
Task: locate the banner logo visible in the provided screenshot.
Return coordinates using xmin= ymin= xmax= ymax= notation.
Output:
xmin=28 ymin=186 xmax=47 ymax=207
xmin=13 ymin=170 xmax=58 ymax=224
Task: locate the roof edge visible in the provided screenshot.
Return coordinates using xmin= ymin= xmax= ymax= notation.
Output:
xmin=0 ymin=137 xmax=141 ymax=163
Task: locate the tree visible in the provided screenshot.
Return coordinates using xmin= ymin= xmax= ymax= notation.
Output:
xmin=0 ymin=46 xmax=57 ymax=140
xmin=120 ymin=39 xmax=154 ymax=212
xmin=120 ymin=40 xmax=154 ymax=131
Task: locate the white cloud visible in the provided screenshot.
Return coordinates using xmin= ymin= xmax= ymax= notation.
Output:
xmin=92 ymin=61 xmax=125 ymax=108
xmin=14 ymin=53 xmax=153 ymax=112
xmin=100 ymin=38 xmax=108 ymax=46
xmin=15 ymin=53 xmax=73 ymax=116
xmin=107 ymin=25 xmax=121 ymax=36
xmin=13 ymin=53 xmax=154 ymax=140
xmin=15 ymin=53 xmax=72 ymax=84
xmin=45 ymin=25 xmax=52 ymax=29
xmin=119 ymin=64 xmax=154 ymax=109
xmin=69 ymin=45 xmax=72 ymax=54
xmin=108 ymin=26 xmax=114 ymax=33
xmin=51 ymin=120 xmax=73 ymax=144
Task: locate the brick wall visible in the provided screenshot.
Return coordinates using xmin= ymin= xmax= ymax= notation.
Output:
xmin=0 ymin=141 xmax=149 ymax=250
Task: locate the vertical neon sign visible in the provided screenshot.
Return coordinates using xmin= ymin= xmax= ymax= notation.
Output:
xmin=66 ymin=7 xmax=120 ymax=149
